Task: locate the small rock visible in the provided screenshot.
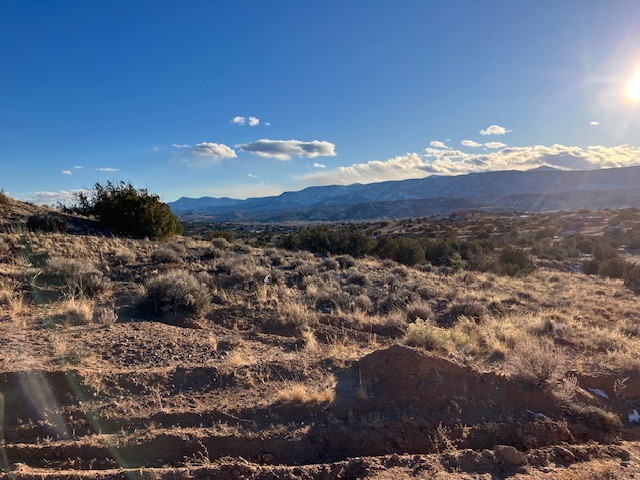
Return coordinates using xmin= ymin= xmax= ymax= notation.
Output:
xmin=496 ymin=445 xmax=527 ymax=466
xmin=553 ymin=446 xmax=576 ymax=462
xmin=261 ymin=453 xmax=275 ymax=464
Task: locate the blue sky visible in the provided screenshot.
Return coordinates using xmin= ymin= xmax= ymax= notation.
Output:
xmin=2 ymin=1 xmax=640 ymax=204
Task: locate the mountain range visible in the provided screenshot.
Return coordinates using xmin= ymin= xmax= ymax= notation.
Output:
xmin=168 ymin=165 xmax=640 ymax=222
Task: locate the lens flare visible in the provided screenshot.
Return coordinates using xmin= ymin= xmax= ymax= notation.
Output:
xmin=625 ymin=67 xmax=640 ymax=102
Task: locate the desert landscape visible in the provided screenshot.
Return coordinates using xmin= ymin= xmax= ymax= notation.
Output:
xmin=2 ymin=191 xmax=640 ymax=479
xmin=3 ymin=2 xmax=640 ymax=478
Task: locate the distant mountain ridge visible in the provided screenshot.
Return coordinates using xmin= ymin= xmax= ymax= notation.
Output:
xmin=169 ymin=165 xmax=640 ymax=222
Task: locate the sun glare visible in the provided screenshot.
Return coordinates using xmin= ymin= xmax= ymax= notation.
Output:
xmin=625 ymin=66 xmax=640 ymax=102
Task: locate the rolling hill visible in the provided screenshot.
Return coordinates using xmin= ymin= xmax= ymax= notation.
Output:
xmin=169 ymin=165 xmax=640 ymax=222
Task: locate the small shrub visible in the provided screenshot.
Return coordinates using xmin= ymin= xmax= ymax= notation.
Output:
xmin=0 ymin=190 xmax=8 ymax=204
xmin=597 ymin=257 xmax=628 ymax=278
xmin=111 ymin=248 xmax=136 ymax=266
xmin=0 ymin=289 xmax=13 ymax=305
xmin=404 ymin=319 xmax=453 ymax=351
xmin=44 ymin=257 xmax=109 ymax=297
xmin=60 ymin=298 xmax=94 ymax=325
xmin=448 ymin=251 xmax=467 ymax=272
xmin=276 ymin=377 xmax=335 ymax=404
xmin=581 ymin=259 xmax=600 ymax=275
xmin=496 ymin=247 xmax=535 ymax=277
xmin=336 ymin=255 xmax=356 ymax=269
xmin=508 ymin=339 xmax=564 ymax=387
xmin=151 ymin=247 xmax=180 ymax=264
xmin=26 ymin=214 xmax=69 ymax=233
xmin=623 ymin=264 xmax=640 ymax=292
xmin=144 ymin=271 xmax=210 ymax=316
xmin=210 ymin=237 xmax=231 ymax=249
xmin=446 ymin=300 xmax=488 ymax=323
xmin=346 ymin=272 xmax=368 ymax=286
xmin=353 ymin=294 xmax=373 ymax=312
xmin=323 ymin=258 xmax=340 ymax=271
xmin=202 ymin=246 xmax=223 ymax=260
xmin=94 ymin=307 xmax=118 ymax=325
xmin=405 ymin=301 xmax=434 ymax=322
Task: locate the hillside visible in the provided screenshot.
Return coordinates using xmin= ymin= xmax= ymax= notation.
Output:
xmin=170 ymin=166 xmax=640 ymax=222
xmin=1 ymin=197 xmax=640 ymax=478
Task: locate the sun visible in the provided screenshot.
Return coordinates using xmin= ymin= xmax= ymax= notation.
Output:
xmin=625 ymin=67 xmax=640 ymax=102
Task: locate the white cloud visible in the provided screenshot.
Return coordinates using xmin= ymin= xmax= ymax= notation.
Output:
xmin=590 ymin=121 xmax=600 ymax=126
xmin=301 ymin=144 xmax=640 ymax=186
xmin=20 ymin=189 xmax=87 ymax=205
xmin=461 ymin=140 xmax=482 ymax=147
xmin=238 ymin=139 xmax=336 ymax=161
xmin=172 ymin=142 xmax=237 ymax=166
xmin=479 ymin=124 xmax=512 ymax=135
xmin=192 ymin=142 xmax=236 ymax=158
xmin=429 ymin=140 xmax=449 ymax=149
xmin=302 ymin=153 xmax=426 ymax=185
xmin=73 ymin=165 xmax=82 ymax=169
xmin=232 ymin=115 xmax=262 ymax=126
xmin=422 ymin=144 xmax=640 ymax=174
xmin=484 ymin=141 xmax=508 ymax=149
xmin=247 ymin=173 xmax=257 ymax=178
xmin=96 ymin=167 xmax=119 ymax=172
xmin=312 ymin=162 xmax=326 ymax=168
xmin=61 ymin=169 xmax=72 ymax=175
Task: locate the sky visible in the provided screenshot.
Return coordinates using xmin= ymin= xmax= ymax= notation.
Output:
xmin=2 ymin=1 xmax=640 ymax=204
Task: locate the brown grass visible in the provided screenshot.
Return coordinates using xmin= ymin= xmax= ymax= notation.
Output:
xmin=276 ymin=376 xmax=336 ymax=404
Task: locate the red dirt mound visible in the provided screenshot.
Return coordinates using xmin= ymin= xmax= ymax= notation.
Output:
xmin=352 ymin=345 xmax=622 ymax=429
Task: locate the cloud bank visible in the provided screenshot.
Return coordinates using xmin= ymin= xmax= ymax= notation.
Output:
xmin=238 ymin=139 xmax=336 ymax=160
xmin=302 ymin=144 xmax=640 ymax=185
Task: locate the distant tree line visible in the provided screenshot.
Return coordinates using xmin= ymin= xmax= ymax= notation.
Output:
xmin=277 ymin=225 xmax=535 ymax=276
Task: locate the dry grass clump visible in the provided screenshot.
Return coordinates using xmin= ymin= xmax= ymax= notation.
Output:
xmin=151 ymin=247 xmax=181 ymax=264
xmin=8 ymin=294 xmax=29 ymax=326
xmin=336 ymin=254 xmax=356 ymax=269
xmin=215 ymin=257 xmax=268 ymax=290
xmin=144 ymin=270 xmax=210 ymax=316
xmin=111 ymin=247 xmax=136 ymax=266
xmin=346 ymin=272 xmax=368 ymax=286
xmin=276 ymin=376 xmax=336 ymax=404
xmin=322 ymin=257 xmax=339 ymax=271
xmin=300 ymin=327 xmax=318 ymax=351
xmin=0 ymin=288 xmax=12 ymax=305
xmin=405 ymin=300 xmax=434 ymax=322
xmin=210 ymin=237 xmax=231 ymax=249
xmin=59 ymin=298 xmax=94 ymax=325
xmin=403 ymin=319 xmax=467 ymax=352
xmin=507 ymin=338 xmax=565 ymax=387
xmin=43 ymin=257 xmax=110 ymax=297
xmin=94 ymin=307 xmax=118 ymax=326
xmin=445 ymin=299 xmax=488 ymax=323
